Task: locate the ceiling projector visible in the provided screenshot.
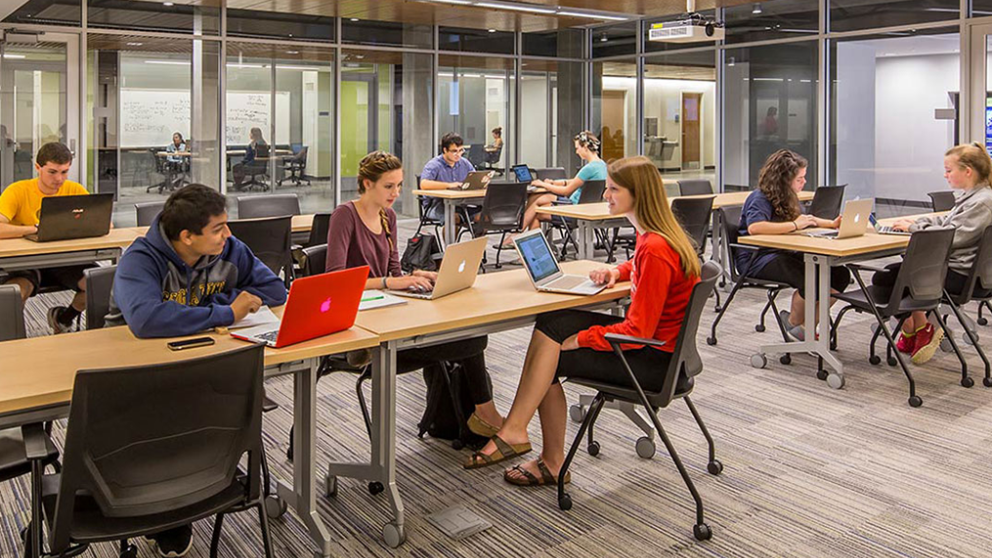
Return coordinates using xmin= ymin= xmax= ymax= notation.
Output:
xmin=648 ymin=1 xmax=725 ymax=43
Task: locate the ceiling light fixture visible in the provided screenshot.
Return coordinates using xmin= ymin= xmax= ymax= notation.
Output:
xmin=488 ymin=28 xmax=496 ymax=33
xmin=2 ymin=54 xmax=26 ymax=59
xmin=556 ymin=10 xmax=628 ymax=21
xmin=126 ymin=42 xmax=143 ymax=46
xmin=475 ymin=2 xmax=556 ymax=15
xmin=350 ymin=18 xmax=359 ymax=22
xmin=752 ymin=3 xmax=762 ymax=15
xmin=163 ymin=1 xmax=174 ymax=6
xmin=426 ymin=0 xmax=473 ymax=5
xmin=600 ymin=35 xmax=608 ymax=42
xmin=286 ymin=50 xmax=299 ymax=54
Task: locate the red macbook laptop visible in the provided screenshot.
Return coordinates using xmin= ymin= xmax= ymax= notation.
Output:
xmin=231 ymin=266 xmax=368 ymax=348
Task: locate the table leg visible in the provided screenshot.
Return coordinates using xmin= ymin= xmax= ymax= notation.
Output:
xmin=275 ymin=358 xmax=334 ymax=557
xmin=576 ymin=221 xmax=592 ymax=260
xmin=444 ymin=199 xmax=457 ymax=246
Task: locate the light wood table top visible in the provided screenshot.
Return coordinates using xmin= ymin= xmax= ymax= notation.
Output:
xmin=413 ymin=189 xmax=487 ymax=200
xmin=739 ymin=230 xmax=910 ymax=258
xmin=876 ymin=211 xmax=947 ymax=227
xmin=0 ymin=307 xmax=378 ymax=417
xmin=129 ymin=214 xmax=315 ymax=237
xmin=535 ymin=191 xmax=815 ymax=222
xmin=355 ymin=260 xmax=630 ymax=342
xmin=0 ymin=228 xmax=144 ymax=259
xmin=156 ymin=151 xmax=192 ymax=157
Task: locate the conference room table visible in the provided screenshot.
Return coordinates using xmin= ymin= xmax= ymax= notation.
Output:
xmin=0 ymin=228 xmax=144 ymax=273
xmin=0 ymin=310 xmax=379 ymax=558
xmin=330 ymin=260 xmax=631 ymax=547
xmin=413 ymin=186 xmax=550 ymax=246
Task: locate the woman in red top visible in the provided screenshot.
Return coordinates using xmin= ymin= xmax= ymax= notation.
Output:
xmin=465 ymin=156 xmax=701 ymax=486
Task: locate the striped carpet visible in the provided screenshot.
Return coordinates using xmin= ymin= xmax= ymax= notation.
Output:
xmin=4 ymin=218 xmax=992 ymax=557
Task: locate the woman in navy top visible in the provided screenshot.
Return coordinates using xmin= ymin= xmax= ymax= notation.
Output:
xmin=737 ymin=149 xmax=850 ymax=340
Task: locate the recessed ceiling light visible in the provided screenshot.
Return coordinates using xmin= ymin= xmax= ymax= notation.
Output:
xmin=557 ymin=10 xmax=627 ymax=21
xmin=475 ymin=2 xmax=555 ymax=15
xmin=350 ymin=18 xmax=359 ymax=22
xmin=752 ymin=3 xmax=762 ymax=15
xmin=488 ymin=28 xmax=496 ymax=33
xmin=127 ymin=42 xmax=143 ymax=46
xmin=163 ymin=1 xmax=174 ymax=6
xmin=355 ymin=55 xmax=365 ymax=59
xmin=600 ymin=35 xmax=608 ymax=42
xmin=286 ymin=50 xmax=299 ymax=54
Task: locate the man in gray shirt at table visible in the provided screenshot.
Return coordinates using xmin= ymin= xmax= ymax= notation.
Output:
xmin=419 ymin=131 xmax=482 ymax=225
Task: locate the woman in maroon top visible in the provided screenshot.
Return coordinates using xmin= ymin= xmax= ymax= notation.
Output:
xmin=464 ymin=156 xmax=701 ymax=487
xmin=326 ymin=151 xmax=504 ymax=438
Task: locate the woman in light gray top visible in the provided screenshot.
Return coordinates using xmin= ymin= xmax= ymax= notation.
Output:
xmin=874 ymin=142 xmax=992 ymax=365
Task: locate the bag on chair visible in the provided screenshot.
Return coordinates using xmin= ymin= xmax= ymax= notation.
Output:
xmin=401 ymin=233 xmax=442 ymax=273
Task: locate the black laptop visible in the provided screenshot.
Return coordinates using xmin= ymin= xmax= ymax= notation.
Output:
xmin=511 ymin=164 xmax=533 ymax=184
xmin=25 ymin=193 xmax=114 ymax=242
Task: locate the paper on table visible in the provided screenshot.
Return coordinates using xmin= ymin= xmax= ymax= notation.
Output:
xmin=359 ymin=290 xmax=407 ymax=311
xmin=229 ymin=306 xmax=280 ymax=329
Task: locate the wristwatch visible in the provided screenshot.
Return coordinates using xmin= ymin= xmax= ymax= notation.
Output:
xmin=381 ymin=276 xmax=389 ymax=289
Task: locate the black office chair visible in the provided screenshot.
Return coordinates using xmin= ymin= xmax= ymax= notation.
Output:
xmin=301 ymin=244 xmax=328 ymax=278
xmin=706 ymin=206 xmax=794 ymax=364
xmin=558 ymin=261 xmax=723 ymax=543
xmin=83 ymin=266 xmax=116 ymax=331
xmin=549 ymin=180 xmax=607 ymax=260
xmin=0 ymin=283 xmax=26 ymax=341
xmin=939 ymin=227 xmax=992 ymax=388
xmin=242 ymin=145 xmax=272 ymax=191
xmin=134 ymin=201 xmax=165 ymax=227
xmin=414 ymin=174 xmax=445 ymax=240
xmin=611 ymin=196 xmax=714 ymax=260
xmin=24 ymin=344 xmax=273 ymax=558
xmin=482 ymin=145 xmax=504 ymax=176
xmin=677 ymin=179 xmax=713 ymax=197
xmin=464 ymin=182 xmax=527 ymax=268
xmin=146 ymin=149 xmax=172 ymax=195
xmin=807 ymin=185 xmax=846 ymax=220
xmin=928 ymin=191 xmax=956 ymax=212
xmin=830 ymin=228 xmax=958 ymax=407
xmin=227 ymin=216 xmax=295 ymax=287
xmin=237 ymin=193 xmax=301 ymax=219
xmin=534 ymin=167 xmax=567 ymax=181
xmin=723 ymin=184 xmax=752 ymax=192
xmin=278 ymin=146 xmax=311 ymax=187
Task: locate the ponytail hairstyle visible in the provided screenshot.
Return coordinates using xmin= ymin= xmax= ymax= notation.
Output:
xmin=574 ymin=130 xmax=601 ymax=154
xmin=945 ymin=142 xmax=992 ymax=187
xmin=757 ymin=149 xmax=806 ymax=222
xmin=357 ymin=150 xmax=403 ymax=249
xmin=607 ymin=156 xmax=700 ymax=279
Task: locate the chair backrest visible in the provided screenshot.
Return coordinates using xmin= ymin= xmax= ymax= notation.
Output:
xmin=151 ymin=148 xmax=168 ymax=173
xmin=577 ymin=179 xmax=606 ymax=204
xmin=255 ymin=143 xmax=271 ymax=159
xmin=306 ymin=212 xmax=332 ymax=247
xmin=720 ymin=205 xmax=744 ymax=279
xmin=671 ymin=196 xmax=714 ymax=256
xmin=677 ymin=179 xmax=712 ymax=197
xmin=297 ymin=145 xmax=308 ymax=164
xmin=301 ymin=244 xmax=328 ymax=277
xmin=484 ymin=145 xmax=502 ymax=164
xmin=658 ymin=261 xmax=721 ymax=404
xmin=135 ymin=201 xmax=166 ymax=227
xmin=723 ymin=184 xmax=752 ymax=192
xmin=928 ymin=190 xmax=956 ymax=212
xmin=885 ymin=228 xmax=956 ymax=310
xmin=227 ymin=216 xmax=295 ymax=284
xmin=534 ymin=167 xmax=567 ymax=181
xmin=84 ymin=266 xmax=117 ymax=331
xmin=0 ymin=284 xmax=26 ymax=341
xmin=237 ymin=194 xmax=301 ymax=219
xmin=50 ymin=344 xmax=265 ymax=552
xmin=478 ymin=182 xmax=528 ymax=233
xmin=951 ymin=226 xmax=992 ymax=301
xmin=807 ymin=185 xmax=846 ymax=220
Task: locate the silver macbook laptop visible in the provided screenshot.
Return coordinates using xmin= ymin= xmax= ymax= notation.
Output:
xmin=387 ymin=236 xmax=487 ymax=300
xmin=804 ymin=198 xmax=873 ymax=240
xmin=449 ymin=170 xmax=495 ymax=191
xmin=513 ymin=229 xmax=605 ymax=295
xmin=868 ymin=213 xmax=912 ymax=236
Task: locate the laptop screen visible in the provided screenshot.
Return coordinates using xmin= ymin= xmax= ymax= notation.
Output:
xmin=517 ymin=233 xmax=561 ymax=283
xmin=512 ymin=165 xmax=533 ymax=183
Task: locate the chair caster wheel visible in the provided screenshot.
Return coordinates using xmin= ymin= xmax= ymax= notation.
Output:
xmin=707 ymin=460 xmax=723 ymax=475
xmin=750 ymin=354 xmax=767 ymax=369
xmin=979 ymin=318 xmax=989 ymax=326
xmin=369 ymin=481 xmax=384 ymax=495
xmin=780 ymin=354 xmax=791 ymax=365
xmin=286 ymin=446 xmax=294 ymax=462
xmin=558 ymin=493 xmax=573 ymax=511
xmin=120 ymin=544 xmax=138 ymax=558
xmin=940 ymin=338 xmax=953 ymax=353
xmin=754 ymin=324 xmax=766 ymax=333
xmin=693 ymin=523 xmax=713 ymax=541
xmin=908 ymin=395 xmax=923 ymax=408
xmin=383 ymin=522 xmax=406 ymax=548
xmin=816 ymin=369 xmax=828 ymax=381
xmin=869 ymin=355 xmax=881 ymax=365
xmin=265 ymin=495 xmax=287 ymax=518
xmin=635 ymin=436 xmax=656 ymax=459
xmin=587 ymin=441 xmax=601 ymax=456
xmin=325 ymin=475 xmax=338 ymax=498
xmin=452 ymin=438 xmax=465 ymax=450
xmin=826 ymin=373 xmax=845 ymax=390
xmin=569 ymin=404 xmax=586 ymax=423
xmin=985 ymin=377 xmax=992 ymax=388
xmin=706 ymin=336 xmax=717 ymax=346
xmin=962 ymin=377 xmax=975 ymax=388
xmin=887 ymin=357 xmax=898 ymax=367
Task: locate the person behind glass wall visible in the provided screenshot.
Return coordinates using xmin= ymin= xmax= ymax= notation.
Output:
xmin=485 ymin=127 xmax=503 ymax=153
xmin=232 ymin=127 xmax=267 ymax=189
xmin=165 ymin=132 xmax=187 ymax=188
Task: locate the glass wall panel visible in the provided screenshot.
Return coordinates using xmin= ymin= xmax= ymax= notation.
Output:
xmin=644 ymin=10 xmax=719 ymax=53
xmin=342 ymin=19 xmax=433 ymax=49
xmin=829 ymin=31 xmax=959 ymax=213
xmin=723 ymin=41 xmax=818 ymax=190
xmin=226 ymin=8 xmax=335 ymax=42
xmin=724 ymin=1 xmax=818 ymax=44
xmin=88 ymin=0 xmax=220 ymax=35
xmin=644 ymin=51 xmax=717 ymax=189
xmin=438 ymin=55 xmax=515 ymax=179
xmin=340 ymin=50 xmax=433 ymax=217
xmin=830 ymin=1 xmax=958 ymax=33
xmin=226 ymin=44 xmax=334 ymax=215
xmin=523 ymin=29 xmax=585 ymax=58
xmin=973 ymin=2 xmax=992 ymax=16
xmin=592 ymin=21 xmax=637 ymax=58
xmin=592 ymin=60 xmax=638 ymax=164
xmin=2 ymin=0 xmax=80 ymax=26
xmin=439 ymin=27 xmax=515 ymax=54
xmin=519 ymin=59 xmax=585 ymax=174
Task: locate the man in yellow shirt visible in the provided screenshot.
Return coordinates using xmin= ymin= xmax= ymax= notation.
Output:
xmin=0 ymin=142 xmax=92 ymax=333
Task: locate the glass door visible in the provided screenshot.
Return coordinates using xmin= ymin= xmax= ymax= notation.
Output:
xmin=0 ymin=32 xmax=79 ymax=189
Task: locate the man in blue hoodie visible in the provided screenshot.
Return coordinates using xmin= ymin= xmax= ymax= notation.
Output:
xmin=104 ymin=183 xmax=286 ymax=556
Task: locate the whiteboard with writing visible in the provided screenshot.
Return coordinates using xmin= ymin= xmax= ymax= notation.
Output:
xmin=119 ymin=89 xmax=290 ymax=148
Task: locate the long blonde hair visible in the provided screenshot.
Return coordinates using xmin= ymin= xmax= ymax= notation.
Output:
xmin=946 ymin=142 xmax=992 ymax=187
xmin=358 ymin=150 xmax=403 ymax=249
xmin=607 ymin=156 xmax=700 ymax=279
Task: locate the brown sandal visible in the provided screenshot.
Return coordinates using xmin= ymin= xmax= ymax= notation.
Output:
xmin=464 ymin=435 xmax=531 ymax=470
xmin=504 ymin=458 xmax=571 ymax=486
xmin=467 ymin=412 xmax=500 ymax=438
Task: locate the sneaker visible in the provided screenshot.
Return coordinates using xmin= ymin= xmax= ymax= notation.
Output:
xmin=911 ymin=323 xmax=944 ymax=365
xmin=778 ymin=310 xmax=805 ymax=342
xmin=895 ymin=331 xmax=916 ymax=354
xmin=46 ymin=306 xmax=74 ymax=335
xmin=147 ymin=525 xmax=193 ymax=558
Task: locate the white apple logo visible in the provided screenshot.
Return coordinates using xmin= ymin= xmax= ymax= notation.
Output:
xmin=458 ymin=260 xmax=466 ymax=273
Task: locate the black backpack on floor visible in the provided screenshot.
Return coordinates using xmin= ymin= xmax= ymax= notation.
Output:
xmin=418 ymin=361 xmax=490 ymax=450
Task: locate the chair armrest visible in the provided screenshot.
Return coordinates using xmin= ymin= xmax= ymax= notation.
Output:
xmin=728 ymin=242 xmax=761 ymax=252
xmin=846 ymin=262 xmax=889 ymax=274
xmin=605 ymin=333 xmax=666 ymax=349
xmin=21 ymin=423 xmax=51 ymax=461
xmin=551 ymin=198 xmax=570 ymax=205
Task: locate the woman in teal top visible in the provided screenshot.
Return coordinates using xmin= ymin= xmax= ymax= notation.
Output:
xmin=502 ymin=131 xmax=607 ymax=247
